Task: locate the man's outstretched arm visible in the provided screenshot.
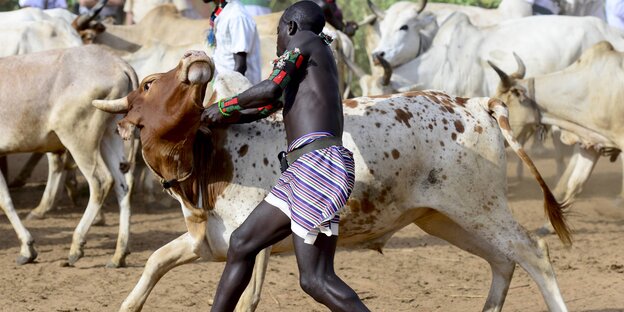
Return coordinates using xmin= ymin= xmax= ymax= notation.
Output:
xmin=203 ymin=49 xmax=307 ymax=125
xmin=201 ymin=79 xmax=283 ymax=125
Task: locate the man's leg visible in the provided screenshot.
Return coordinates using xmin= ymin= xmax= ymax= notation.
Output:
xmin=293 ymin=233 xmax=370 ymax=312
xmin=211 ymin=200 xmax=291 ymax=312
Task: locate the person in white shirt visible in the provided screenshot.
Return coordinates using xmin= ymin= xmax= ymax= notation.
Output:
xmin=207 ymin=0 xmax=262 ymax=84
xmin=606 ymin=0 xmax=624 ymax=30
xmin=124 ymin=0 xmax=199 ymax=24
xmin=79 ymin=0 xmax=124 ymax=24
xmin=19 ymin=0 xmax=66 ymax=9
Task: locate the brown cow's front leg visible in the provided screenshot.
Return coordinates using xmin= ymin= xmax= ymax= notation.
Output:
xmin=234 ymin=246 xmax=272 ymax=312
xmin=120 ymin=232 xmax=201 ymax=312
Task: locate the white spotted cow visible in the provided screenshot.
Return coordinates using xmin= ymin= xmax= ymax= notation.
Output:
xmin=93 ymin=52 xmax=572 ymax=311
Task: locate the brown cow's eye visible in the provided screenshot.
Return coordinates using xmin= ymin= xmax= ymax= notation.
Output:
xmin=144 ymin=81 xmax=152 ymax=91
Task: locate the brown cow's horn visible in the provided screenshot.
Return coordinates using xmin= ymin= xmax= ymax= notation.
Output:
xmin=367 ymin=0 xmax=386 ymax=19
xmin=378 ymin=55 xmax=392 ymax=86
xmin=488 ymin=60 xmax=513 ymax=90
xmin=92 ymin=97 xmax=129 ymax=113
xmin=511 ymin=52 xmax=526 ymax=80
xmin=417 ymin=0 xmax=428 ymax=14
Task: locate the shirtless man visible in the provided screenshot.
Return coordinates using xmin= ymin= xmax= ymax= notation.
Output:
xmin=201 ymin=1 xmax=369 ymax=311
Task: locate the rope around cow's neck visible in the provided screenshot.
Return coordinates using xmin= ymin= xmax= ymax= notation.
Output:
xmin=141 ymin=149 xmax=194 ymax=190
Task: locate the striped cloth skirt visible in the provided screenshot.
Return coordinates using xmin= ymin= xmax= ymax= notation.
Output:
xmin=265 ymin=132 xmax=355 ymax=244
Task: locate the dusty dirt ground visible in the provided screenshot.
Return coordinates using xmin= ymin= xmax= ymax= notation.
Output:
xmin=1 ymin=145 xmax=623 ymax=312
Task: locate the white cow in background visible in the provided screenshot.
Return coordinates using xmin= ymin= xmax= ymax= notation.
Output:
xmin=491 ymin=41 xmax=624 ymax=207
xmin=358 ymin=0 xmax=613 ymax=96
xmin=0 ymin=45 xmax=137 ymax=267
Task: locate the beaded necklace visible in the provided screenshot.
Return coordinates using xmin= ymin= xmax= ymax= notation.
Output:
xmin=207 ymin=0 xmax=227 ymax=47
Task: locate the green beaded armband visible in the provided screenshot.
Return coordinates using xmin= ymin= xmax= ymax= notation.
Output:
xmin=217 ymin=96 xmax=243 ymax=117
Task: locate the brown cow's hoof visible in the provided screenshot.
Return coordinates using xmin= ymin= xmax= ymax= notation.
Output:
xmin=16 ymin=255 xmax=36 ymax=265
xmin=67 ymin=250 xmax=84 ymax=266
xmin=106 ymin=258 xmax=126 ymax=269
xmin=16 ymin=244 xmax=38 ymax=265
xmin=26 ymin=211 xmax=45 ymax=220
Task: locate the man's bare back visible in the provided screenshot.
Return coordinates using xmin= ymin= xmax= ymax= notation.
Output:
xmin=202 ymin=16 xmax=343 ymax=147
xmin=281 ymin=31 xmax=343 ymax=144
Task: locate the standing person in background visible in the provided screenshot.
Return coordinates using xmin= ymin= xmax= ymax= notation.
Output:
xmin=525 ymin=0 xmax=560 ymax=15
xmin=606 ymin=0 xmax=624 ymax=30
xmin=124 ymin=0 xmax=199 ymax=24
xmin=309 ymin=0 xmax=358 ymax=36
xmin=19 ymin=0 xmax=67 ymax=9
xmin=78 ymin=0 xmax=125 ymax=24
xmin=240 ymin=0 xmax=271 ymax=16
xmin=205 ymin=0 xmax=262 ymax=84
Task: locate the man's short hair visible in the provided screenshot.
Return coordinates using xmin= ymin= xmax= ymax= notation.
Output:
xmin=282 ymin=1 xmax=326 ymax=35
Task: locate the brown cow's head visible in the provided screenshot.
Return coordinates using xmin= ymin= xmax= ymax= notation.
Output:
xmin=93 ymin=50 xmax=214 ymax=186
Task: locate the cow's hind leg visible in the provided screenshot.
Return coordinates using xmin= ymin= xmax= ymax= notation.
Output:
xmin=414 ymin=210 xmax=515 ymax=312
xmin=120 ymin=232 xmax=200 ymax=312
xmin=101 ymin=128 xmax=134 ymax=268
xmin=540 ymin=146 xmax=599 ymax=235
xmin=60 ymin=136 xmax=114 ymax=266
xmin=9 ymin=152 xmax=44 ymax=188
xmin=0 ymin=170 xmax=37 ymax=264
xmin=27 ymin=152 xmax=64 ymax=220
xmin=552 ymin=146 xmax=599 ymax=204
xmin=445 ymin=208 xmax=566 ymax=311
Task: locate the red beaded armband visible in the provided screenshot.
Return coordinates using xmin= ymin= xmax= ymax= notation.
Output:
xmin=217 ymin=96 xmax=242 ymax=117
xmin=269 ymin=49 xmax=305 ymax=89
xmin=257 ymin=104 xmax=274 ymax=117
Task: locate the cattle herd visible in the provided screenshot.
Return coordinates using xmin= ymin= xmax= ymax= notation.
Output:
xmin=0 ymin=0 xmax=622 ymax=311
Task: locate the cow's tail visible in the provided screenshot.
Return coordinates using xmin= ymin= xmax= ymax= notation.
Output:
xmin=482 ymin=98 xmax=572 ymax=246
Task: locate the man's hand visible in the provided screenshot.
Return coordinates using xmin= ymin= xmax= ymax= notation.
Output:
xmin=201 ymin=103 xmax=227 ymax=125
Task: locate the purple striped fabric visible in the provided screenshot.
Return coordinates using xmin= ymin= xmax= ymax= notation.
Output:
xmin=266 ymin=132 xmax=355 ymax=244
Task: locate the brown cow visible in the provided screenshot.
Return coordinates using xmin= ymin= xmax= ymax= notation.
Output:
xmin=93 ymin=51 xmax=571 ymax=311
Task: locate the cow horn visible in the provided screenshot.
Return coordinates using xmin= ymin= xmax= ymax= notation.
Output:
xmin=417 ymin=0 xmax=428 ymax=14
xmin=511 ymin=52 xmax=526 ymax=80
xmin=488 ymin=60 xmax=513 ymax=90
xmin=92 ymin=97 xmax=129 ymax=113
xmin=377 ymin=54 xmax=393 ymax=86
xmin=73 ymin=0 xmax=108 ymax=30
xmin=367 ymin=0 xmax=386 ymax=19
xmin=357 ymin=14 xmax=377 ymax=27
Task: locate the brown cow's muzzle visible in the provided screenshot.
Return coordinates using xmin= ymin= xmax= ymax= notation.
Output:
xmin=177 ymin=50 xmax=215 ymax=85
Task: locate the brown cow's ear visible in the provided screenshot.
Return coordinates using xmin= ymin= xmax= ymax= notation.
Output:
xmin=117 ymin=119 xmax=137 ymax=141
